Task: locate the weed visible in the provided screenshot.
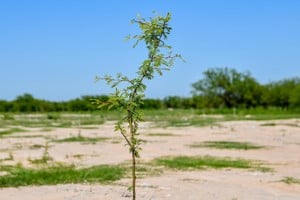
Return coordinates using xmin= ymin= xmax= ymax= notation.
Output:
xmin=8 ymin=152 xmax=14 ymax=161
xmin=29 ymin=142 xmax=52 ymax=165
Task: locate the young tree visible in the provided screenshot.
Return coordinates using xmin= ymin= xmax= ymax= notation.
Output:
xmin=94 ymin=13 xmax=181 ymax=200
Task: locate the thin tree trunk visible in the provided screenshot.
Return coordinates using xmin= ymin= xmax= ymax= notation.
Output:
xmin=128 ymin=117 xmax=136 ymax=200
xmin=132 ymin=149 xmax=136 ymax=200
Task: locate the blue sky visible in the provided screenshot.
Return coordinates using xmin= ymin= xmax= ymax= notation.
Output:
xmin=1 ymin=1 xmax=299 ymax=101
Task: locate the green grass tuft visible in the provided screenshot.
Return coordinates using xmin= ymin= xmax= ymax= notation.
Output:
xmin=47 ymin=113 xmax=61 ymax=120
xmin=0 ymin=164 xmax=125 ymax=187
xmin=189 ymin=141 xmax=264 ymax=150
xmin=146 ymin=133 xmax=175 ymax=137
xmin=52 ymin=135 xmax=108 ymax=144
xmin=0 ymin=128 xmax=27 ymax=137
xmin=29 ymin=144 xmax=45 ymax=149
xmin=155 ymin=156 xmax=262 ymax=170
xmin=261 ymin=122 xmax=299 ymax=127
xmin=260 ymin=123 xmax=276 ymax=126
xmin=2 ymin=114 xmax=14 ymax=120
xmin=282 ymin=177 xmax=300 ymax=184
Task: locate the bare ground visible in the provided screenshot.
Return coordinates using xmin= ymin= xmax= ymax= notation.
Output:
xmin=0 ymin=119 xmax=300 ymax=199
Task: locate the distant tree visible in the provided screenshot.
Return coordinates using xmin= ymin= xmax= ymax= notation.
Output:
xmin=264 ymin=78 xmax=300 ymax=108
xmin=0 ymin=100 xmax=7 ymax=112
xmin=13 ymin=93 xmax=38 ymax=112
xmin=164 ymin=96 xmax=184 ymax=108
xmin=289 ymin=84 xmax=300 ymax=107
xmin=192 ymin=67 xmax=262 ymax=108
xmin=140 ymin=98 xmax=164 ymax=109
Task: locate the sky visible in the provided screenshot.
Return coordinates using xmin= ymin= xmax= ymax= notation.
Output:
xmin=1 ymin=0 xmax=300 ymax=101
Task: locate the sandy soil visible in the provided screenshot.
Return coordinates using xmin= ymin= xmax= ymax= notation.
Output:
xmin=0 ymin=119 xmax=300 ymax=199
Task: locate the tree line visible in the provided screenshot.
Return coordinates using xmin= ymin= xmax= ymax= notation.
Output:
xmin=1 ymin=67 xmax=299 ymax=113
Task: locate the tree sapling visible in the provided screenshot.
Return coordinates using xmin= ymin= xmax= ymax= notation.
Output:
xmin=94 ymin=12 xmax=181 ymax=200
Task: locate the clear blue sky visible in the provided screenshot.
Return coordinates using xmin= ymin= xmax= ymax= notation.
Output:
xmin=1 ymin=1 xmax=299 ymax=101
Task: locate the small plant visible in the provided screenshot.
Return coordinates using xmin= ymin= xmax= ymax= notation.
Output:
xmin=29 ymin=142 xmax=53 ymax=165
xmin=94 ymin=13 xmax=181 ymax=199
xmin=8 ymin=152 xmax=14 ymax=161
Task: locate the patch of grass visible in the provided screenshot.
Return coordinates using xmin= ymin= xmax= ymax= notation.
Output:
xmin=29 ymin=144 xmax=45 ymax=149
xmin=146 ymin=133 xmax=175 ymax=137
xmin=0 ymin=113 xmax=105 ymax=128
xmin=0 ymin=164 xmax=15 ymax=172
xmin=162 ymin=117 xmax=219 ymax=128
xmin=135 ymin=165 xmax=162 ymax=178
xmin=47 ymin=113 xmax=60 ymax=120
xmin=189 ymin=141 xmax=264 ymax=150
xmin=52 ymin=135 xmax=108 ymax=144
xmin=72 ymin=154 xmax=85 ymax=159
xmin=2 ymin=114 xmax=14 ymax=120
xmin=80 ymin=126 xmax=99 ymax=129
xmin=1 ymin=111 xmax=298 ymax=130
xmin=140 ymin=109 xmax=221 ymax=128
xmin=10 ymin=134 xmax=46 ymax=139
xmin=239 ymin=114 xmax=300 ymax=121
xmin=39 ymin=128 xmax=54 ymax=132
xmin=260 ymin=123 xmax=276 ymax=126
xmin=261 ymin=122 xmax=299 ymax=127
xmin=155 ymin=156 xmax=266 ymax=171
xmin=111 ymin=139 xmax=121 ymax=144
xmin=282 ymin=177 xmax=300 ymax=184
xmin=52 ymin=122 xmax=72 ymax=128
xmin=0 ymin=164 xmax=125 ymax=187
xmin=29 ymin=157 xmax=53 ymax=165
xmin=79 ymin=119 xmax=104 ymax=125
xmin=0 ymin=128 xmax=27 ymax=137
